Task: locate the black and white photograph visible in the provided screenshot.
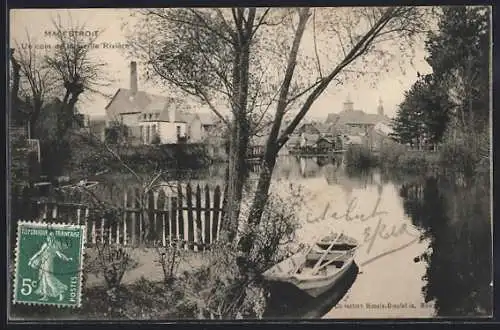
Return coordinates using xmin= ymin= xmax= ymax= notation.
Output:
xmin=8 ymin=6 xmax=492 ymax=320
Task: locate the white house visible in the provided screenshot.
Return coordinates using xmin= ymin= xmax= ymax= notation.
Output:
xmin=105 ymin=61 xmax=216 ymax=144
xmin=139 ymin=100 xmax=210 ymax=144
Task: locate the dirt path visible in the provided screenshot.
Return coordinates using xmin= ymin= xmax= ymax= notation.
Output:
xmin=84 ymin=247 xmax=211 ymax=288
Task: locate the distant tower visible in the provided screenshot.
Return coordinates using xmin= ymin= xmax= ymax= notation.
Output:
xmin=130 ymin=61 xmax=138 ymax=95
xmin=343 ymin=93 xmax=354 ymax=112
xmin=377 ymin=97 xmax=384 ymax=116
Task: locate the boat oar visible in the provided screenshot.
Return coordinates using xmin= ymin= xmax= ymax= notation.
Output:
xmin=290 ymin=235 xmax=321 ymax=275
xmin=311 ymin=233 xmax=344 ymax=273
xmin=312 ymin=245 xmax=360 ymax=276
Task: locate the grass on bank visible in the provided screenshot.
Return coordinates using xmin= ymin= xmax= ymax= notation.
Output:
xmin=344 ymin=133 xmax=489 ymax=178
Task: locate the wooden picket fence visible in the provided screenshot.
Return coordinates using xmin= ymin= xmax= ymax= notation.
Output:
xmin=13 ymin=182 xmax=226 ymax=251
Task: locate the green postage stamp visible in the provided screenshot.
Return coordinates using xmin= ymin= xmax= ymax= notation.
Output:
xmin=13 ymin=221 xmax=86 ymax=308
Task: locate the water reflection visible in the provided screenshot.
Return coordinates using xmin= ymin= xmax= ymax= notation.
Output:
xmin=400 ymin=174 xmax=492 ymax=317
xmin=269 ymin=156 xmax=491 ymax=318
xmin=159 ymin=156 xmax=491 ymax=318
xmin=263 ymin=263 xmax=359 ymax=319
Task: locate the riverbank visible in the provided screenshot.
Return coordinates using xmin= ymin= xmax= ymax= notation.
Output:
xmin=9 ymin=248 xmax=213 ymax=320
xmin=344 ymin=136 xmax=489 ymax=179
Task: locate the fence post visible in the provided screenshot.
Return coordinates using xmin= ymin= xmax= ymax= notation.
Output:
xmin=138 ymin=189 xmax=143 ymax=246
xmin=43 ymin=203 xmax=48 ymax=221
xmin=165 ymin=196 xmax=170 ymax=247
xmin=204 ymin=184 xmax=211 ymax=247
xmin=52 ymin=203 xmax=58 ymax=221
xmin=157 ymin=190 xmax=167 ymax=247
xmin=91 ymin=214 xmax=96 ymax=245
xmin=123 ymin=191 xmax=128 ymax=246
xmin=195 ymin=184 xmax=202 ymax=250
xmin=171 ymin=196 xmax=178 ymax=246
xmin=84 ymin=207 xmax=89 ymax=246
xmin=177 ymin=183 xmax=185 ymax=250
xmin=131 ymin=188 xmax=138 ymax=246
xmin=186 ymin=183 xmax=194 ymax=250
xmin=101 ymin=217 xmax=105 ymax=244
xmin=77 ymin=207 xmax=81 ymax=225
xmin=213 ymin=186 xmax=221 ymax=242
xmin=153 ymin=191 xmax=159 ymax=245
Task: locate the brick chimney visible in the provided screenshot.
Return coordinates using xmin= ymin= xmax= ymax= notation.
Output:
xmin=130 ymin=61 xmax=138 ymax=94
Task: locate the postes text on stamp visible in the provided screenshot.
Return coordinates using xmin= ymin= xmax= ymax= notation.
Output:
xmin=13 ymin=221 xmax=86 ymax=308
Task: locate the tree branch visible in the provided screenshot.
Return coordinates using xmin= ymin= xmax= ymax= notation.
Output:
xmin=277 ymin=7 xmax=399 ymax=148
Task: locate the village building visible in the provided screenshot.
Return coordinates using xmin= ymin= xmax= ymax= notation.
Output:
xmin=326 ymin=96 xmax=392 ymax=150
xmin=104 ymin=61 xmax=217 ymax=145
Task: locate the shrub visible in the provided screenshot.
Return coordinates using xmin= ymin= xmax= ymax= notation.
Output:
xmin=177 ymin=184 xmax=305 ymax=319
xmin=151 ymin=134 xmax=161 ymax=145
xmin=344 ymin=144 xmax=377 ymax=169
xmin=439 ymin=136 xmax=484 ymax=178
xmin=155 ymin=242 xmax=184 ymax=285
xmin=378 ymin=142 xmax=407 ymax=168
xmin=86 ymin=244 xmax=138 ymax=290
xmin=246 ymin=187 xmax=303 ymax=273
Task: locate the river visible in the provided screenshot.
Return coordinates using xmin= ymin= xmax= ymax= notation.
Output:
xmin=90 ymin=154 xmax=492 ymax=319
xmin=197 ymin=155 xmax=492 ymax=319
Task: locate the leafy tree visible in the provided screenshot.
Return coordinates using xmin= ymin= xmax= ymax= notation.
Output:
xmin=425 ymin=6 xmax=490 ymax=137
xmin=392 ymin=74 xmax=451 ymax=148
xmin=105 ymin=121 xmax=130 ymax=145
xmin=126 ymin=7 xmax=432 ymax=262
xmin=391 ymin=101 xmax=422 ymax=146
xmin=393 ymin=6 xmax=489 ymax=151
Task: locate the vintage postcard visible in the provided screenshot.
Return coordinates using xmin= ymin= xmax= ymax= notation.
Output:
xmin=8 ymin=6 xmax=492 ymax=320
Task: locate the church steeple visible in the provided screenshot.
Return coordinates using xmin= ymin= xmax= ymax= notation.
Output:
xmin=377 ymin=97 xmax=384 ymax=116
xmin=343 ymin=93 xmax=354 ymax=112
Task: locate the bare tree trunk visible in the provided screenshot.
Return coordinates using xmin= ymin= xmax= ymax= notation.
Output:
xmin=224 ymin=117 xmax=250 ymax=240
xmin=223 ymin=9 xmax=253 ymax=242
xmin=239 ymin=8 xmax=310 ymax=255
xmin=10 ymin=49 xmax=21 ymax=122
xmin=29 ymin=98 xmax=43 ymax=139
xmin=57 ymin=91 xmax=82 ymax=139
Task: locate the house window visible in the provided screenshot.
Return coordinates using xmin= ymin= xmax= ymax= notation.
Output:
xmin=140 ymin=126 xmax=144 ymax=143
xmin=149 ymin=114 xmax=152 ymax=120
xmin=146 ymin=125 xmax=150 ymax=144
xmin=176 ymin=125 xmax=181 ymax=137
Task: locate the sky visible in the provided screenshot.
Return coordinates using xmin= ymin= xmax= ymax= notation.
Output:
xmin=9 ymin=8 xmax=433 ymax=121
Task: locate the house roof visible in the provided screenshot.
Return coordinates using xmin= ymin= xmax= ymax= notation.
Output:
xmin=315 ymin=123 xmax=337 ymax=135
xmin=107 ymin=88 xmax=218 ymax=126
xmin=105 ymin=88 xmax=167 ymax=114
xmin=250 ymin=134 xmax=268 ymax=146
xmin=317 ymin=137 xmax=334 ymax=144
xmin=302 ymin=133 xmax=320 ymax=147
xmin=327 ymin=109 xmax=390 ymax=126
xmin=298 ymin=123 xmax=321 ymax=135
xmin=198 ymin=112 xmax=216 ymax=126
xmin=138 ymin=99 xmax=198 ymax=123
xmin=343 ymin=135 xmax=364 ymax=145
xmin=326 ymin=113 xmax=340 ymax=124
xmin=374 ymin=122 xmax=393 ymax=135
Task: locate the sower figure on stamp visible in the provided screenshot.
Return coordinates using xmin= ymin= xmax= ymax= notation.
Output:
xmin=28 ymin=231 xmax=73 ymax=301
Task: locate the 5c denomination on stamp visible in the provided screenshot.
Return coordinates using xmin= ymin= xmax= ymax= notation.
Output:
xmin=13 ymin=221 xmax=86 ymax=308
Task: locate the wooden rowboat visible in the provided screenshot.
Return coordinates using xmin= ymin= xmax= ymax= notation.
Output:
xmin=262 ymin=233 xmax=358 ymax=298
xmin=307 ymin=233 xmax=358 ymax=261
